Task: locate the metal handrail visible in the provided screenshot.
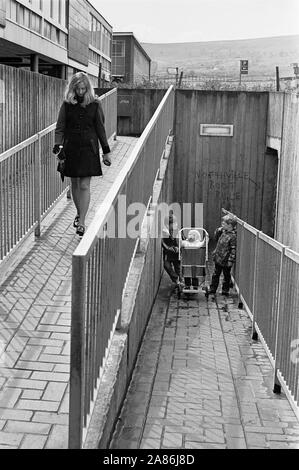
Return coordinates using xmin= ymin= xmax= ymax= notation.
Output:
xmin=0 ymin=89 xmax=117 ymax=264
xmin=222 ymin=208 xmax=299 ymax=418
xmin=69 ymin=85 xmax=175 ymax=448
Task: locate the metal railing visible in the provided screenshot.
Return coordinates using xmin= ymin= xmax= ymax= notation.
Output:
xmin=223 ymin=208 xmax=299 ymax=417
xmin=69 ymin=85 xmax=175 ymax=449
xmin=0 ymin=88 xmax=117 ymax=264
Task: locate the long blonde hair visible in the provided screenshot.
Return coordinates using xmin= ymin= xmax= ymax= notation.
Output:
xmin=64 ymin=72 xmax=95 ymax=106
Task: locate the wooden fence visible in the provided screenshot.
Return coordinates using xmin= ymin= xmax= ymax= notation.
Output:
xmin=273 ymin=92 xmax=299 ymax=252
xmin=173 ymin=90 xmax=269 ymax=236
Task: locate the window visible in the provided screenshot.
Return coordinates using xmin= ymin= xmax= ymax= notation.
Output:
xmin=44 ymin=20 xmax=51 ymax=39
xmin=31 ymin=12 xmax=41 ymax=33
xmin=17 ymin=4 xmax=25 ymax=25
xmin=8 ymin=0 xmax=17 ymax=22
xmin=112 ymin=41 xmax=125 ymax=57
xmin=24 ymin=8 xmax=30 ymax=28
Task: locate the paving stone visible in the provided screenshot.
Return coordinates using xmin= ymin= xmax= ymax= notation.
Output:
xmin=162 ymin=432 xmax=182 ymax=448
xmin=5 ymin=420 xmax=51 ymax=435
xmin=0 ymin=431 xmax=23 ymax=446
xmin=224 ymin=424 xmax=245 ymax=438
xmin=6 ymin=378 xmax=47 ymax=390
xmin=53 ymin=364 xmax=70 ymax=373
xmin=40 ymin=312 xmax=60 ymax=325
xmin=28 ymin=338 xmax=64 ymax=348
xmin=17 ymin=399 xmax=59 ymax=412
xmin=43 ymin=382 xmax=67 ymax=402
xmin=266 ymin=434 xmax=299 ymax=442
xmin=21 ymin=389 xmax=43 ymax=400
xmin=50 ymin=333 xmax=69 ymax=341
xmin=0 ymin=408 xmax=33 ymax=421
xmin=0 ymin=388 xmax=22 ymax=408
xmin=6 ymin=336 xmax=29 ymax=352
xmin=58 ymin=391 xmax=69 ymax=413
xmin=143 ymin=424 xmax=163 ymax=440
xmin=31 ymin=371 xmax=69 ymax=382
xmin=37 ymin=325 xmax=70 ymax=334
xmin=204 ymin=427 xmax=226 ymax=443
xmin=246 ymin=432 xmax=268 ymax=447
xmin=45 ymin=424 xmax=68 ymax=449
xmin=244 ymin=425 xmax=285 ymax=434
xmin=268 ymin=441 xmax=298 ymax=449
xmin=226 ymin=437 xmax=247 ymax=449
xmin=38 ymin=354 xmax=70 ymax=364
xmin=43 ymin=346 xmax=63 ymax=355
xmin=16 ymin=361 xmax=54 ymax=371
xmin=32 ymin=412 xmax=68 ymax=425
xmin=20 ymin=434 xmax=48 ymax=449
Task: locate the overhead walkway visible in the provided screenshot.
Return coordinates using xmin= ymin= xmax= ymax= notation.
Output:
xmin=0 ymin=136 xmax=138 ymax=449
xmin=110 ymin=274 xmax=299 ymax=450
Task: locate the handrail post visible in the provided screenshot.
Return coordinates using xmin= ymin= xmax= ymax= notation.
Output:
xmin=273 ymin=246 xmax=286 ymax=394
xmin=251 ymin=231 xmax=260 ymax=340
xmin=34 ymin=132 xmax=42 ymax=237
xmin=237 ymin=220 xmax=245 ymax=309
xmin=69 ymin=254 xmax=86 ymax=448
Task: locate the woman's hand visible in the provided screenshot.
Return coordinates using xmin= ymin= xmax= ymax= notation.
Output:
xmin=53 ymin=144 xmax=63 ymax=155
xmin=103 ymin=153 xmax=111 ymax=166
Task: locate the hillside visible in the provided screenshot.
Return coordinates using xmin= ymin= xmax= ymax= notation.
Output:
xmin=142 ymin=35 xmax=299 ymax=78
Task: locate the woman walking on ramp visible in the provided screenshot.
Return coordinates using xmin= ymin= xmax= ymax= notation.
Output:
xmin=53 ymin=72 xmax=112 ymax=237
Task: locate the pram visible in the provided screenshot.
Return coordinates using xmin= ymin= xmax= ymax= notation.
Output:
xmin=178 ymin=227 xmax=210 ymax=298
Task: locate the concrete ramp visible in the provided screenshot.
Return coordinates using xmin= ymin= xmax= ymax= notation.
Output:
xmin=110 ymin=273 xmax=299 ymax=449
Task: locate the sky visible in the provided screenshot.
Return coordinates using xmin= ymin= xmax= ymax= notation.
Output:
xmin=89 ymin=0 xmax=299 ymax=44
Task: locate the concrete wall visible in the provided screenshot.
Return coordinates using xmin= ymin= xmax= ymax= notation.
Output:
xmin=117 ymin=88 xmax=166 ymax=136
xmin=84 ymin=136 xmax=175 ymax=449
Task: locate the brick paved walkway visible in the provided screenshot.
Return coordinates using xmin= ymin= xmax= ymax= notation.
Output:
xmin=0 ymin=137 xmax=138 ymax=449
xmin=110 ymin=273 xmax=299 ymax=450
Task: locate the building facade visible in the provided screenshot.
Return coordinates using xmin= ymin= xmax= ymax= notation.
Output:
xmin=0 ymin=0 xmax=112 ymax=85
xmin=112 ymin=32 xmax=151 ymax=84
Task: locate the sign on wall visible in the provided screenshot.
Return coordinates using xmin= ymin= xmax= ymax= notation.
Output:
xmin=200 ymin=124 xmax=234 ymax=136
xmin=240 ymin=60 xmax=249 ymax=75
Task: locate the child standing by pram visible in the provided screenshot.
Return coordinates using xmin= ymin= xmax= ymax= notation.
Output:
xmin=208 ymin=214 xmax=237 ymax=296
xmin=162 ymin=213 xmax=183 ymax=288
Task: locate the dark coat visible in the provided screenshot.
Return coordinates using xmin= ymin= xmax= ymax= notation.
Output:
xmin=212 ymin=227 xmax=237 ymax=266
xmin=54 ymin=100 xmax=111 ymax=177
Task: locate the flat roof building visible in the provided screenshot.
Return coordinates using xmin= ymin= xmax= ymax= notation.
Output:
xmin=112 ymin=32 xmax=151 ymax=84
xmin=0 ymin=0 xmax=112 ymax=85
